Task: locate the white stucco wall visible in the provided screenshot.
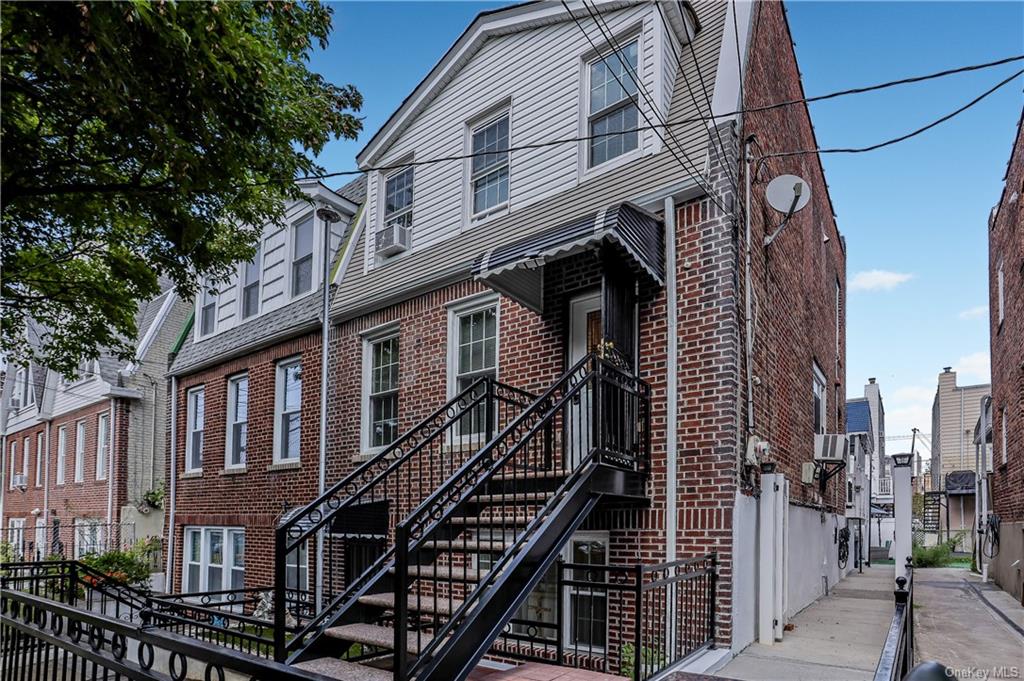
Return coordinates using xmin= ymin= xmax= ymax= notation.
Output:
xmin=731 ymin=492 xmax=758 ymax=653
xmin=785 ymin=505 xmax=848 ymax=617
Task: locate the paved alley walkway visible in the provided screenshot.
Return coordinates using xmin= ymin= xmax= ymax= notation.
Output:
xmin=716 ymin=566 xmax=894 ymax=681
xmin=914 ymin=567 xmax=1024 ymax=674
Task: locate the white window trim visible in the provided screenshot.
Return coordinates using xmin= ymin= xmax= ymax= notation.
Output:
xmin=465 ymin=106 xmax=512 ymax=222
xmin=812 ymin=363 xmax=827 ymax=435
xmin=361 ymin=325 xmax=401 ymax=454
xmin=74 ymin=420 xmax=86 ymax=483
xmin=380 ymin=166 xmax=414 ymax=231
xmin=8 ymin=518 xmax=26 ymax=557
xmin=225 ymin=373 xmax=249 ymax=470
xmin=273 ymin=357 xmax=303 ymax=463
xmin=185 ymin=386 xmax=205 ymax=473
xmin=284 ymin=539 xmax=310 ymax=592
xmin=35 ymin=432 xmax=43 ymax=488
xmin=446 ymin=294 xmax=500 ymax=443
xmin=578 ymin=28 xmax=646 ymax=180
xmin=56 ymin=425 xmax=66 ymax=486
xmin=182 ymin=526 xmax=245 ymax=595
xmin=562 ymin=530 xmax=610 ymax=651
xmin=96 ymin=412 xmax=110 ymax=481
xmin=22 ymin=437 xmax=30 ymax=486
xmin=288 ymin=211 xmax=319 ymax=302
xmin=238 ymin=241 xmax=264 ymax=321
xmin=8 ymin=442 xmax=15 ymax=489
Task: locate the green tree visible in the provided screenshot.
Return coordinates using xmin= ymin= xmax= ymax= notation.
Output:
xmin=1 ymin=1 xmax=361 ymax=376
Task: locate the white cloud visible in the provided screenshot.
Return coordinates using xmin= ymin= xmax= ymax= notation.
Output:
xmin=849 ymin=270 xmax=913 ymax=292
xmin=958 ymin=305 xmax=988 ymax=320
xmin=955 ymin=352 xmax=990 ymax=381
xmin=882 ymin=384 xmax=935 ymax=452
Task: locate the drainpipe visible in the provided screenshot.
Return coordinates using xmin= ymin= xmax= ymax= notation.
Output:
xmin=664 ymin=195 xmax=678 ymax=648
xmin=1 ymin=433 xmax=7 ymax=531
xmin=106 ymin=399 xmax=116 ymax=524
xmin=978 ymin=395 xmax=990 ymax=581
xmin=743 ymin=137 xmax=756 ymax=435
xmin=165 ymin=376 xmax=178 ymax=584
xmin=42 ymin=421 xmax=50 ymax=526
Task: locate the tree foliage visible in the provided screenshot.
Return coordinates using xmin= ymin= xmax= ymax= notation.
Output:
xmin=1 ymin=1 xmax=361 ymax=375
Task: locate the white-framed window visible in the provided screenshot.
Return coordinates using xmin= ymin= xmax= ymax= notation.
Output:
xmin=96 ymin=412 xmax=109 ymax=481
xmin=448 ymin=297 xmax=499 ymax=439
xmin=56 ymin=425 xmax=66 ymax=485
xmin=186 ymin=387 xmax=205 ymax=472
xmin=199 ymin=279 xmax=218 ymax=337
xmin=8 ymin=441 xmax=15 ymax=489
xmin=587 ymin=39 xmax=640 ymax=169
xmin=10 ymin=367 xmax=29 ymax=409
xmin=383 ymin=167 xmax=414 ymax=233
xmin=34 ymin=519 xmax=46 ymax=560
xmin=61 ymin=360 xmax=96 ymax=387
xmin=274 ymin=358 xmax=302 ymax=462
xmin=74 ymin=519 xmax=104 ymax=558
xmin=226 ymin=374 xmax=249 ymax=468
xmin=470 ymin=112 xmax=510 ymax=216
xmin=74 ymin=421 xmax=86 ymax=483
xmin=364 ymin=335 xmax=400 ymax=450
xmin=22 ymin=436 xmax=30 ymax=485
xmin=240 ymin=243 xmax=262 ymax=320
xmin=1002 ymin=406 xmax=1008 ymax=465
xmin=7 ymin=519 xmax=26 ymax=559
xmin=997 ymin=261 xmax=1005 ymax=325
xmin=35 ymin=432 xmax=43 ymax=487
xmin=285 ymin=541 xmax=309 ymax=591
xmin=291 ymin=214 xmax=315 ymax=297
xmin=812 ymin=363 xmax=827 ymax=435
xmin=183 ymin=527 xmax=246 ymax=595
xmin=565 ymin=532 xmax=609 ymax=651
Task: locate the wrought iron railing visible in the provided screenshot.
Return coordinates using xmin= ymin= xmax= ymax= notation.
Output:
xmin=393 ymin=353 xmax=651 ymax=680
xmin=873 ymin=558 xmax=914 ymax=681
xmin=275 ymin=375 xmax=534 ymax=661
xmin=490 ymin=555 xmax=716 ymax=680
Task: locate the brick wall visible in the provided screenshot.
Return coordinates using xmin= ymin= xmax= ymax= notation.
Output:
xmin=989 ymin=116 xmax=1023 ymax=523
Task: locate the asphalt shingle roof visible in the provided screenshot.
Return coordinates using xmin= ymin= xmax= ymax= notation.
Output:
xmin=846 ymin=399 xmax=872 ymax=434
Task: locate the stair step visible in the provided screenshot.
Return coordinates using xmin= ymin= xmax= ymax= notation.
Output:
xmin=358 ymin=592 xmax=464 ymax=615
xmin=323 ymin=623 xmax=432 ymax=655
xmin=491 ymin=469 xmax=568 ymax=482
xmin=391 ymin=564 xmax=489 ymax=582
xmin=293 ymin=657 xmax=391 ymax=681
xmin=450 ymin=515 xmax=533 ymax=526
xmin=471 ymin=492 xmax=552 ymax=504
xmin=422 ymin=539 xmax=510 ymax=552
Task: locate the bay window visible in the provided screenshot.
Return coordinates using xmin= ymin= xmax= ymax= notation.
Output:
xmin=275 ymin=359 xmax=302 ymax=462
xmin=587 ymin=40 xmax=639 ymax=168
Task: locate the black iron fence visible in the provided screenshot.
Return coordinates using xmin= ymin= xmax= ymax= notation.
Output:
xmin=873 ymin=558 xmax=914 ymax=681
xmin=0 ymin=520 xmax=136 ymax=562
xmin=491 ymin=554 xmax=716 ymax=680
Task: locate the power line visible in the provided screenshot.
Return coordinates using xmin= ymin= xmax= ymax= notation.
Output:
xmin=758 ymin=67 xmax=1023 ymax=162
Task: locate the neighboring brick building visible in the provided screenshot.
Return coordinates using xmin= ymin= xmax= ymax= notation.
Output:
xmin=988 ymin=111 xmax=1023 ymax=601
xmin=0 ymin=287 xmax=188 ymax=562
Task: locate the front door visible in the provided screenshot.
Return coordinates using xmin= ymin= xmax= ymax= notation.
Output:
xmin=568 ymin=293 xmax=601 ymax=468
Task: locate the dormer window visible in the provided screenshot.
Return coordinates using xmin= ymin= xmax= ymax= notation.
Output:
xmin=241 ymin=243 xmax=262 ymax=320
xmin=10 ymin=367 xmax=29 ymax=409
xmin=587 ymin=40 xmax=639 ymax=168
xmin=376 ymin=168 xmax=414 ymax=258
xmin=199 ymin=280 xmax=218 ymax=336
xmin=291 ymin=215 xmax=314 ymax=296
xmin=470 ymin=113 xmax=510 ymax=216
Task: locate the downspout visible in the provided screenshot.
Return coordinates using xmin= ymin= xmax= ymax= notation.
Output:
xmin=165 ymin=376 xmax=178 ymax=583
xmin=978 ymin=395 xmax=990 ymax=581
xmin=743 ymin=137 xmax=756 ymax=436
xmin=664 ymin=195 xmax=678 ymax=566
xmin=106 ymin=398 xmax=116 ymax=524
xmin=42 ymin=421 xmax=50 ymax=526
xmin=1 ymin=433 xmax=7 ymax=531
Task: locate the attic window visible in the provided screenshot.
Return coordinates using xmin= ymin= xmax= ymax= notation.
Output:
xmin=10 ymin=368 xmax=30 ymax=409
xmin=587 ymin=39 xmax=640 ymax=168
xmin=200 ymin=280 xmax=218 ymax=336
xmin=291 ymin=215 xmax=315 ymax=296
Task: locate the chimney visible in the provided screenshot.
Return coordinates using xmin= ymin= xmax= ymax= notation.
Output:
xmin=868 ymin=377 xmax=876 ymax=384
xmin=943 ymin=367 xmax=952 ymax=373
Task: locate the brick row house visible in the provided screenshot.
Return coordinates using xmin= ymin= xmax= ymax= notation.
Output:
xmin=987 ymin=110 xmax=1023 ymax=601
xmin=160 ymin=1 xmax=853 ymax=678
xmin=0 ymin=287 xmax=188 ymax=565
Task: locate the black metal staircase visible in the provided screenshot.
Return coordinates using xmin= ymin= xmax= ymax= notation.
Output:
xmin=287 ymin=353 xmax=651 ymax=680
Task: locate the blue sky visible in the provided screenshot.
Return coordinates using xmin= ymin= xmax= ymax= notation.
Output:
xmin=308 ymin=2 xmax=1024 ymax=447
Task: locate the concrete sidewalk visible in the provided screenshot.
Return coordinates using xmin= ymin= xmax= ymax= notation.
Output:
xmin=715 ymin=566 xmax=894 ymax=681
xmin=914 ymin=567 xmax=1024 ymax=673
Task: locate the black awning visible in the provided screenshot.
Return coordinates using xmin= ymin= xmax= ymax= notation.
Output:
xmin=472 ymin=202 xmax=664 ymax=312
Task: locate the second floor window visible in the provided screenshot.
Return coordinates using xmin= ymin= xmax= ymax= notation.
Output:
xmin=35 ymin=432 xmax=43 ymax=487
xmin=812 ymin=363 xmax=827 ymax=435
xmin=384 ymin=167 xmax=414 ymax=231
xmin=241 ymin=244 xmax=261 ymax=319
xmin=200 ymin=281 xmax=217 ymax=336
xmin=96 ymin=413 xmax=109 ymax=481
xmin=74 ymin=421 xmax=86 ymax=482
xmin=227 ymin=374 xmax=248 ymax=468
xmin=588 ymin=40 xmax=639 ymax=168
xmin=471 ymin=114 xmax=510 ymax=215
xmin=276 ymin=359 xmax=302 ymax=461
xmin=291 ymin=216 xmax=314 ymax=296
xmin=186 ymin=387 xmax=205 ymax=471
xmin=368 ymin=336 xmax=400 ymax=449
xmin=56 ymin=426 xmax=66 ymax=485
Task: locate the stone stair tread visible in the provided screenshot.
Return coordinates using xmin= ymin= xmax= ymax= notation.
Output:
xmin=471 ymin=492 xmax=552 ymax=503
xmin=450 ymin=515 xmax=534 ymax=525
xmin=323 ymin=623 xmax=432 ymax=654
xmin=422 ymin=539 xmax=510 ymax=552
xmin=390 ymin=564 xmax=489 ymax=582
xmin=293 ymin=657 xmax=391 ymax=681
xmin=358 ymin=592 xmax=464 ymax=615
xmin=491 ymin=469 xmax=568 ymax=481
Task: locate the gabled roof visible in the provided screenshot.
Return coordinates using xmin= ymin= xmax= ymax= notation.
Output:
xmin=846 ymin=398 xmax=872 ymax=435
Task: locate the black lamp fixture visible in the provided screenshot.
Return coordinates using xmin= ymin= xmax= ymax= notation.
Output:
xmin=891 ymin=452 xmax=914 ymax=468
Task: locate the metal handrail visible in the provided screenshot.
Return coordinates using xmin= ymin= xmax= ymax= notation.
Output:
xmin=873 ymin=558 xmax=914 ymax=681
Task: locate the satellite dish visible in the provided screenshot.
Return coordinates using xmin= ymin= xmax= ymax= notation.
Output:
xmin=765 ymin=174 xmax=811 ymax=215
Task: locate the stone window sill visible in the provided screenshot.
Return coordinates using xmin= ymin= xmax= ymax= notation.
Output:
xmin=180 ymin=471 xmax=203 ymax=480
xmin=268 ymin=460 xmax=301 ymax=472
xmin=220 ymin=467 xmax=247 ymax=476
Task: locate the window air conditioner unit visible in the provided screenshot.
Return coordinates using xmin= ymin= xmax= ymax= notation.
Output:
xmin=12 ymin=473 xmax=27 ymax=489
xmin=814 ymin=433 xmax=849 ymax=462
xmin=375 ymin=221 xmax=411 ymax=257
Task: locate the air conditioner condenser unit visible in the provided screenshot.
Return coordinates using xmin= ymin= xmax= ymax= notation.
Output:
xmin=814 ymin=433 xmax=849 ymax=462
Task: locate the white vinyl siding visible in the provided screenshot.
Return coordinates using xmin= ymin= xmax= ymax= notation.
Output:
xmin=470 ymin=112 xmax=510 ymax=216
xmin=587 ymin=39 xmax=640 ymax=168
xmin=186 ymin=387 xmax=205 ymax=472
xmin=56 ymin=426 xmax=66 ymax=485
xmin=35 ymin=432 xmax=44 ymax=487
xmin=226 ymin=374 xmax=249 ymax=468
xmin=183 ymin=527 xmax=245 ymax=594
xmin=274 ymin=359 xmax=302 ymax=462
xmin=96 ymin=412 xmax=109 ymax=481
xmin=74 ymin=421 xmax=86 ymax=482
xmin=291 ymin=215 xmax=315 ymax=297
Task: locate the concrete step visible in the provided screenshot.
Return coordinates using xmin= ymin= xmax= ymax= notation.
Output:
xmin=323 ymin=623 xmax=432 ymax=655
xmin=391 ymin=564 xmax=489 ymax=582
xmin=357 ymin=592 xmax=464 ymax=616
xmin=293 ymin=657 xmax=391 ymax=681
